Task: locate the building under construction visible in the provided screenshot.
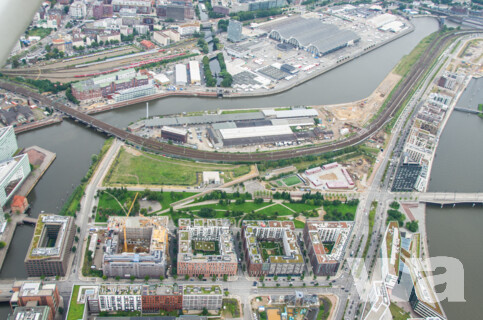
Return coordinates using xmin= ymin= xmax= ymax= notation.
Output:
xmin=102 ymin=216 xmax=169 ymax=278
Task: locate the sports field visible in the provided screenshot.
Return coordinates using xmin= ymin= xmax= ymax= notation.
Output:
xmin=282 ymin=175 xmax=301 ymax=187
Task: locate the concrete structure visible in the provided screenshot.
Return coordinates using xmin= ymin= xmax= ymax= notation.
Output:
xmin=178 ymin=22 xmax=200 ymax=36
xmin=242 ymin=220 xmax=304 ymax=276
xmin=24 ymin=215 xmax=75 ymax=277
xmin=188 ymin=61 xmax=201 ymax=85
xmin=303 ymin=162 xmax=355 ymax=190
xmin=153 ymin=29 xmax=180 ymax=46
xmin=103 ymin=216 xmax=169 ymax=278
xmin=227 ymin=20 xmax=243 ymax=43
xmin=202 ymin=171 xmax=220 ymax=185
xmin=175 ymin=64 xmax=187 ymax=86
xmin=113 ymin=84 xmax=156 ymax=103
xmin=268 ymin=18 xmax=360 ymax=57
xmin=10 ymin=282 xmax=60 ymax=320
xmin=182 ymin=285 xmax=222 ymax=311
xmin=177 ymin=219 xmax=237 ymax=277
xmin=98 ymin=284 xmax=143 ymax=312
xmin=93 ymin=3 xmax=114 ymax=20
xmin=303 ymin=221 xmax=353 ymax=276
xmin=156 ymin=2 xmax=194 ymax=21
xmin=8 ymin=306 xmax=51 ymax=320
xmin=362 ymin=281 xmax=391 ymax=320
xmin=161 ymin=126 xmax=188 ymax=143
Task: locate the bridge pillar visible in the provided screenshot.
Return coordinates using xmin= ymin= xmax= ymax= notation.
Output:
xmin=473 ymin=203 xmax=475 ymax=207
xmin=453 ymin=203 xmax=456 ymax=208
xmin=441 ymin=204 xmax=444 ymax=208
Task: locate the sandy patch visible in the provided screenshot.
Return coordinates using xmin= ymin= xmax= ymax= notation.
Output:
xmin=318 ymin=172 xmax=337 ymax=180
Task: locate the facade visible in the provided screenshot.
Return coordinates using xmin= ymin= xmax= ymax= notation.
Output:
xmin=156 ymin=3 xmax=194 ymax=20
xmin=178 ymin=22 xmax=200 ymax=36
xmin=70 ymin=1 xmax=87 ymax=19
xmin=182 ymin=285 xmax=223 ymax=311
xmin=303 ymin=221 xmax=353 ymax=276
xmin=93 ymin=4 xmax=114 ymax=19
xmin=161 ymin=126 xmax=188 ymax=143
xmin=113 ymin=84 xmax=156 ymax=102
xmin=10 ymin=282 xmax=60 ymax=320
xmin=140 ymin=40 xmax=155 ymax=50
xmin=8 ymin=306 xmax=51 ymax=320
xmin=98 ymin=284 xmax=143 ymax=312
xmin=24 ymin=215 xmax=75 ymax=277
xmin=102 ymin=216 xmax=169 ymax=278
xmin=227 ymin=20 xmax=243 ymax=43
xmin=0 ymin=126 xmax=18 ymax=162
xmin=112 ymin=0 xmax=152 ymax=14
xmin=242 ymin=220 xmax=304 ymax=276
xmin=141 ymin=284 xmax=183 ymax=313
xmin=177 ymin=219 xmax=237 ymax=277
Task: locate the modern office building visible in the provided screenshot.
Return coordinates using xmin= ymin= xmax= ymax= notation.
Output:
xmin=0 ymin=153 xmax=31 ymax=208
xmin=102 ymin=216 xmax=169 ymax=278
xmin=98 ymin=284 xmax=143 ymax=312
xmin=391 ymin=154 xmax=422 ymax=192
xmin=380 ymin=221 xmax=400 ymax=290
xmin=156 ymin=2 xmax=194 ymax=20
xmin=113 ymin=84 xmax=155 ymax=102
xmin=182 ymin=285 xmax=223 ymax=311
xmin=112 ymin=0 xmax=152 ymax=14
xmin=24 ymin=215 xmax=75 ymax=277
xmin=303 ymin=221 xmax=353 ymax=276
xmin=8 ymin=306 xmax=51 ymax=320
xmin=0 ymin=126 xmax=18 ymax=161
xmin=10 ymin=282 xmax=60 ymax=320
xmin=227 ymin=20 xmax=243 ymax=42
xmin=177 ymin=219 xmax=237 ymax=277
xmin=242 ymin=220 xmax=304 ymax=276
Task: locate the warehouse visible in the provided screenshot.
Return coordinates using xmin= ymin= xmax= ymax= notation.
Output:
xmin=161 ymin=126 xmax=188 ymax=143
xmin=268 ymin=18 xmax=360 ymax=57
xmin=262 ymin=108 xmax=318 ymax=119
xmin=175 ymin=64 xmax=187 ymax=86
xmin=188 ymin=61 xmax=201 ymax=84
xmin=219 ymin=125 xmax=296 ymax=147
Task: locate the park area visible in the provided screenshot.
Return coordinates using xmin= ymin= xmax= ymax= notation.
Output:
xmin=104 ymin=146 xmax=251 ymax=186
xmin=260 ymin=241 xmax=283 ymax=261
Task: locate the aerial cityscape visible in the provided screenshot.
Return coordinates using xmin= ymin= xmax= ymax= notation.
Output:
xmin=0 ymin=0 xmax=481 ymax=319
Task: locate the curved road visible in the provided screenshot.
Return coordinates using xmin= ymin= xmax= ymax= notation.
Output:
xmin=0 ymin=30 xmax=478 ymax=163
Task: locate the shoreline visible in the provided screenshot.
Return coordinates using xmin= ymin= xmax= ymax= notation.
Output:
xmin=84 ymin=23 xmax=415 ymax=115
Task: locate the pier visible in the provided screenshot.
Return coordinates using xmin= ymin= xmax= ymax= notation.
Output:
xmin=453 ymin=106 xmax=483 ymax=115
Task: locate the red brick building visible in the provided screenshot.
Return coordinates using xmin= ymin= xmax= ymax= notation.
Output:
xmin=10 ymin=282 xmax=60 ymax=320
xmin=141 ymin=285 xmax=182 ymax=313
xmin=11 ymin=195 xmax=28 ymax=214
xmin=140 ymin=40 xmax=155 ymax=50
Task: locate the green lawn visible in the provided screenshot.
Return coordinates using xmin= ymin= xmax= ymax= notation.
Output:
xmin=283 ymin=202 xmax=320 ymax=213
xmin=159 ymin=192 xmax=198 ymax=209
xmin=26 ymin=27 xmax=53 ymax=39
xmin=394 ymin=32 xmax=438 ymax=76
xmin=293 ymin=220 xmax=305 ymax=229
xmin=67 ymin=285 xmax=85 ymax=320
xmin=389 ymin=303 xmax=411 ymax=320
xmin=282 ymin=175 xmax=301 ymax=187
xmin=185 ymin=201 xmax=269 ymax=213
xmin=323 ymin=202 xmax=358 ymax=221
xmin=256 ymin=204 xmax=294 ymax=216
xmin=105 ymin=147 xmax=250 ymax=186
xmin=221 ymin=109 xmax=260 ymax=114
xmin=161 ymin=211 xmax=192 ymax=226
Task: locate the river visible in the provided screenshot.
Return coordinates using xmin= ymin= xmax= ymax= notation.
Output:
xmin=425 ymin=77 xmax=483 ymax=319
xmin=0 ymin=17 xmax=441 ymax=317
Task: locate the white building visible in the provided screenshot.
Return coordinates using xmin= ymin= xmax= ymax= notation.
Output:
xmin=114 ymin=84 xmax=156 ymax=102
xmin=182 ymin=285 xmax=223 ymax=310
xmin=188 ymin=61 xmax=201 ymax=85
xmin=202 ymin=171 xmax=220 ymax=185
xmin=0 ymin=127 xmax=18 ymax=162
xmin=70 ymin=1 xmax=87 ymax=19
xmin=98 ymin=284 xmax=142 ymax=312
xmin=178 ymin=22 xmax=200 ymax=36
xmin=175 ymin=64 xmax=187 ymax=86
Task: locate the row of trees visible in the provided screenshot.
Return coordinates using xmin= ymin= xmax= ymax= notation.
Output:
xmin=217 ymin=53 xmax=233 ymax=87
xmin=202 ymin=56 xmax=216 ymax=87
xmin=230 ymin=8 xmax=283 ymax=21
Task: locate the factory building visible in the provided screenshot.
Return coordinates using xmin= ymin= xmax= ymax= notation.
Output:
xmin=161 ymin=126 xmax=188 ymax=143
xmin=268 ymin=17 xmax=360 ymax=57
xmin=188 ymin=61 xmax=201 ymax=85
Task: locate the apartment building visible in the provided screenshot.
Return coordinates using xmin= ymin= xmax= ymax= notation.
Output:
xmin=182 ymin=285 xmax=223 ymax=311
xmin=10 ymin=282 xmax=60 ymax=320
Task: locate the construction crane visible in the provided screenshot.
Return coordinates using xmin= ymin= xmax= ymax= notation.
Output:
xmin=124 ymin=192 xmax=139 ymax=253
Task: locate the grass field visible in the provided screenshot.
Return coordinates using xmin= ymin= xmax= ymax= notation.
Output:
xmin=389 ymin=303 xmax=411 ymax=320
xmin=221 ymin=109 xmax=260 ymax=114
xmin=26 ymin=27 xmax=53 ymax=39
xmin=186 ymin=201 xmax=269 ymax=213
xmin=282 ymin=175 xmax=301 ymax=186
xmin=67 ymin=285 xmax=85 ymax=320
xmin=293 ymin=220 xmax=305 ymax=229
xmin=283 ymin=202 xmax=320 ymax=213
xmin=105 ymin=147 xmax=250 ymax=186
xmin=256 ymin=204 xmax=294 ymax=216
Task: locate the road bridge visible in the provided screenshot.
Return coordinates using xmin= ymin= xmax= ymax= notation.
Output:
xmin=419 ymin=192 xmax=483 ymax=205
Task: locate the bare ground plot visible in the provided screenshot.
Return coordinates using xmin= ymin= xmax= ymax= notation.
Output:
xmin=317 ymin=72 xmax=401 ymax=127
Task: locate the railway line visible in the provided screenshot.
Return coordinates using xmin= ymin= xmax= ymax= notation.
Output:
xmin=0 ymin=30 xmax=478 ymax=163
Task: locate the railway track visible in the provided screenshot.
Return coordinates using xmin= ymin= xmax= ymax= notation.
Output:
xmin=0 ymin=30 xmax=478 ymax=163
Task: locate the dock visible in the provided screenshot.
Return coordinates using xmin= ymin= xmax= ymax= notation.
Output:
xmin=14 ymin=116 xmax=63 ymax=134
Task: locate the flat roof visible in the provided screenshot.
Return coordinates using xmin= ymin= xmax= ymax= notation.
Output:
xmin=219 ymin=125 xmax=293 ymax=140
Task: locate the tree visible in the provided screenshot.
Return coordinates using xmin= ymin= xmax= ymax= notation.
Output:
xmin=74 ymin=236 xmax=79 ymax=242
xmin=115 ymin=276 xmax=121 ymax=281
xmin=223 ymin=274 xmax=228 ymax=281
xmin=130 ymin=275 xmax=136 ymax=283
xmin=198 ymin=274 xmax=203 ymax=280
xmin=71 ymin=246 xmax=77 ymax=252
xmin=11 ymin=58 xmax=19 ymax=69
xmin=0 ymin=241 xmax=6 ymax=249
xmin=201 ymin=308 xmax=209 ymax=316
xmin=274 ymin=275 xmax=278 ymax=281
xmin=144 ymin=275 xmax=150 ymax=282
xmin=212 ymin=275 xmax=217 ymax=282
xmin=159 ymin=275 xmax=165 ymax=282
xmin=185 ymin=274 xmax=190 ymax=280
xmin=406 ymin=220 xmax=419 ymax=232
xmin=63 ymin=5 xmax=69 ymax=14
xmin=58 ymin=307 xmax=64 ymax=315
xmin=389 ymin=201 xmax=400 ymax=210
xmin=102 ymin=275 xmax=107 ymax=280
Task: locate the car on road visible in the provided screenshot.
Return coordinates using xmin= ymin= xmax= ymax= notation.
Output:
xmin=253 ymin=281 xmax=257 ymax=286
